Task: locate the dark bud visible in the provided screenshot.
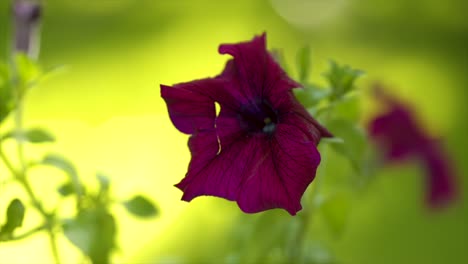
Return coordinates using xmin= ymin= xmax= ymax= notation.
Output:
xmin=12 ymin=0 xmax=42 ymax=57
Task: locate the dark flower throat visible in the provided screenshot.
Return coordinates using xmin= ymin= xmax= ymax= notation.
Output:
xmin=238 ymin=99 xmax=278 ymax=135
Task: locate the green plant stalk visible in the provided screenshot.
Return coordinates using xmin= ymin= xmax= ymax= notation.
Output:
xmin=0 ymin=127 xmax=61 ymax=264
xmin=290 ymin=146 xmax=329 ymax=264
xmin=0 ymin=224 xmax=47 ymax=242
xmin=290 ymin=93 xmax=338 ymax=263
xmin=7 ymin=24 xmax=61 ymax=260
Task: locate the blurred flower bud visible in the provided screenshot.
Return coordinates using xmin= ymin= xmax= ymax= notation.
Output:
xmin=12 ymin=0 xmax=41 ymax=58
xmin=368 ymin=83 xmax=458 ymax=208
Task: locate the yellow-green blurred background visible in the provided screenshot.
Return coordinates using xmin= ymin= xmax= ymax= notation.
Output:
xmin=0 ymin=0 xmax=467 ymax=263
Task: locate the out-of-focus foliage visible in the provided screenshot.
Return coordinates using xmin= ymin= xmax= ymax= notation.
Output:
xmin=0 ymin=51 xmax=159 ymax=264
xmin=0 ymin=199 xmax=26 ymax=239
xmin=0 ymin=0 xmax=466 ymax=264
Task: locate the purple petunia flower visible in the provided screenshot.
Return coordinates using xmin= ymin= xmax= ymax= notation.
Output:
xmin=161 ymin=33 xmax=332 ymax=215
xmin=368 ymin=86 xmax=457 ymax=208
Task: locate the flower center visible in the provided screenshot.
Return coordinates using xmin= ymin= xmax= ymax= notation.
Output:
xmin=238 ymin=99 xmax=278 ymax=135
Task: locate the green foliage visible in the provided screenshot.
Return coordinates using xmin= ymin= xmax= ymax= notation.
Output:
xmin=61 ymin=174 xmax=157 ymax=263
xmin=0 ymin=199 xmax=26 ymax=239
xmin=329 ymin=95 xmax=361 ymax=122
xmin=41 ymin=154 xmax=84 ymax=201
xmin=0 ymin=63 xmax=14 ymax=123
xmin=294 ymin=84 xmax=331 ymax=111
xmin=64 ymin=208 xmax=117 ymax=264
xmin=271 ymin=49 xmax=290 ymax=75
xmin=323 ymin=60 xmax=364 ymax=99
xmin=14 ymin=53 xmax=42 ymax=90
xmin=2 ymin=127 xmax=55 ymax=143
xmin=41 ymin=154 xmax=78 ymax=178
xmin=57 ymin=182 xmax=76 ymax=197
xmin=325 ymin=119 xmax=367 ymax=172
xmin=0 ymin=38 xmax=159 ymax=264
xmin=123 ymin=195 xmax=159 ymax=218
xmin=296 ymin=45 xmax=311 ymax=82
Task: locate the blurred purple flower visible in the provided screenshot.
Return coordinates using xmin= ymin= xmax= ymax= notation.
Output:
xmin=161 ymin=34 xmax=332 ymax=215
xmin=369 ymin=86 xmax=457 ymax=208
xmin=12 ymin=0 xmax=41 ymax=56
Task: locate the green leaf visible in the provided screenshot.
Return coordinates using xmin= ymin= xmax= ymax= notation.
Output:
xmin=58 ymin=182 xmax=75 ymax=196
xmin=294 ymin=84 xmax=331 ymax=109
xmin=323 ymin=60 xmax=364 ymax=98
xmin=296 ymin=45 xmax=311 ymax=82
xmin=325 ymin=119 xmax=367 ymax=172
xmin=319 ymin=192 xmax=353 ymax=238
xmin=332 ymin=94 xmax=361 ymax=122
xmin=42 ymin=154 xmax=78 ymax=179
xmin=6 ymin=199 xmax=25 ymax=229
xmin=42 ymin=154 xmax=83 ymax=198
xmin=96 ymin=173 xmax=111 ymax=205
xmin=271 ymin=49 xmax=290 ymax=75
xmin=321 ymin=137 xmax=345 ymax=144
xmin=3 ymin=128 xmax=55 ymax=143
xmin=0 ymin=199 xmax=26 ymax=237
xmin=123 ymin=195 xmax=158 ymax=218
xmin=0 ymin=63 xmax=14 ymax=124
xmin=38 ymin=64 xmax=67 ymax=83
xmin=14 ymin=53 xmax=42 ymax=87
xmin=63 ymin=208 xmax=116 ymax=264
xmin=96 ymin=173 xmax=110 ymax=193
xmin=23 ymin=128 xmax=55 ymax=143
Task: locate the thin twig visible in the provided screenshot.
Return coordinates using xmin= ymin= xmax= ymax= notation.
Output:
xmin=0 ymin=139 xmax=61 ymax=264
xmin=1 ymin=224 xmax=46 ymax=241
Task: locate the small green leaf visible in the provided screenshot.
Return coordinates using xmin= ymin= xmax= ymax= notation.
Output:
xmin=42 ymin=154 xmax=83 ymax=199
xmin=96 ymin=173 xmax=110 ymax=193
xmin=271 ymin=49 xmax=290 ymax=75
xmin=325 ymin=119 xmax=367 ymax=172
xmin=24 ymin=128 xmax=55 ymax=143
xmin=323 ymin=60 xmax=364 ymax=98
xmin=1 ymin=199 xmax=26 ymax=237
xmin=14 ymin=53 xmax=42 ymax=87
xmin=294 ymin=84 xmax=331 ymax=109
xmin=6 ymin=199 xmax=25 ymax=229
xmin=296 ymin=45 xmax=311 ymax=82
xmin=96 ymin=173 xmax=111 ymax=205
xmin=0 ymin=64 xmax=14 ymax=124
xmin=123 ymin=195 xmax=158 ymax=218
xmin=42 ymin=154 xmax=78 ymax=179
xmin=321 ymin=137 xmax=345 ymax=144
xmin=3 ymin=128 xmax=55 ymax=143
xmin=332 ymin=95 xmax=361 ymax=122
xmin=63 ymin=208 xmax=117 ymax=264
xmin=58 ymin=182 xmax=75 ymax=196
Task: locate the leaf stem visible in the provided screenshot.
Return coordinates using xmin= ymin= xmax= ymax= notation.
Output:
xmin=0 ymin=224 xmax=46 ymax=241
xmin=0 ymin=134 xmax=61 ymax=264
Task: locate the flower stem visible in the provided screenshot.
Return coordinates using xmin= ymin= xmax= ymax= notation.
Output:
xmin=0 ymin=132 xmax=61 ymax=264
xmin=0 ymin=224 xmax=46 ymax=241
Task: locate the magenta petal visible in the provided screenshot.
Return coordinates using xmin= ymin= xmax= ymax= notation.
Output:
xmin=237 ymin=124 xmax=321 ymax=215
xmin=423 ymin=145 xmax=457 ymax=207
xmin=369 ymin=105 xmax=427 ymax=161
xmin=218 ymin=33 xmax=301 ymax=103
xmin=161 ymin=79 xmax=224 ymax=134
xmin=279 ymin=92 xmax=333 ymax=144
xmin=368 ymin=87 xmax=458 ymax=208
xmin=175 ymin=116 xmax=247 ymax=201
